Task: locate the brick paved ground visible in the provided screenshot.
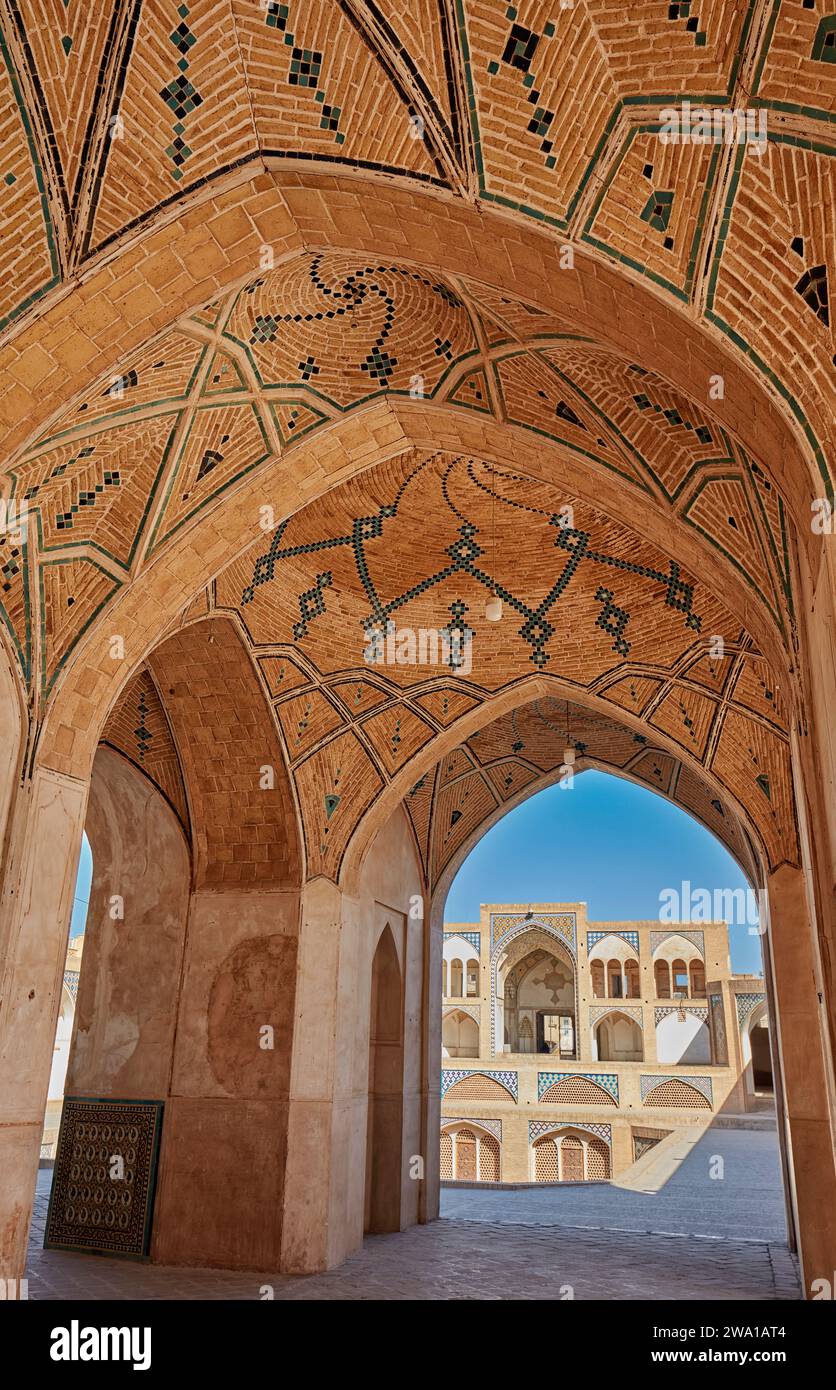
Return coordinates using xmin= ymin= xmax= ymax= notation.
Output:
xmin=441 ymin=1128 xmax=789 ymax=1243
xmin=28 ymin=1151 xmax=799 ymax=1301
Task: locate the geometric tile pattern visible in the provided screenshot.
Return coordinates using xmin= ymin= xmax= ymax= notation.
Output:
xmin=44 ymin=1097 xmax=164 ymax=1259
xmin=443 ymin=931 xmax=481 ymax=951
xmin=538 ymin=1072 xmax=619 ymax=1103
xmin=735 ymin=992 xmax=766 ymax=1029
xmin=587 ymin=930 xmax=639 ymax=954
xmin=0 ymin=247 xmax=800 ymax=709
xmin=101 ymin=666 xmax=190 ymax=831
xmin=491 ymin=912 xmax=577 ymax=954
xmin=529 ymin=1120 xmax=612 ymax=1145
xmin=63 ymin=969 xmax=80 ymax=1000
xmin=443 ymin=1116 xmax=502 ymax=1142
xmin=441 ymin=1069 xmax=518 ymax=1101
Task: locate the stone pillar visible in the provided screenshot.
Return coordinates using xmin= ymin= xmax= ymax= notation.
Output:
xmin=281 ymin=875 xmax=352 ymax=1274
xmin=0 ymin=765 xmax=87 ymax=1286
xmin=643 ymin=1003 xmax=658 ymax=1064
xmin=282 ymin=808 xmax=425 ymax=1273
xmin=152 ymin=884 xmax=299 ymax=1270
xmin=421 ymin=899 xmax=441 ymax=1223
xmin=766 ymin=863 xmax=836 ymax=1294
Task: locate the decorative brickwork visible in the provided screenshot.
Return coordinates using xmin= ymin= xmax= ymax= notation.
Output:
xmin=441 ymin=1069 xmax=517 ymax=1102
xmin=538 ymin=1073 xmax=618 ymax=1106
xmin=587 ymin=930 xmax=639 ymax=954
xmin=641 ymin=1075 xmax=713 ymax=1108
xmin=443 ymin=1116 xmax=501 ymax=1142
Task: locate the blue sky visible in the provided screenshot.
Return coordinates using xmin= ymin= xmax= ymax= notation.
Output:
xmin=444 ymin=770 xmax=763 ymax=975
xmin=70 ymin=832 xmax=92 ymax=938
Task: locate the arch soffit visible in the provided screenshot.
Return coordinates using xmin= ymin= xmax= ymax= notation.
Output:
xmin=592 ymin=1008 xmax=645 ymax=1032
xmin=0 ymin=170 xmax=821 ymax=527
xmin=27 ymin=391 xmax=796 ymax=789
xmin=495 ymin=923 xmax=576 ymax=973
xmin=652 ymin=934 xmax=706 ymax=962
xmin=343 ymin=677 xmax=783 ymax=899
xmin=442 ymin=1004 xmax=480 ymax=1025
xmin=427 ymin=759 xmax=762 ymax=941
xmin=588 ymin=933 xmax=640 ymax=963
xmin=89 ymin=625 xmax=785 ymax=913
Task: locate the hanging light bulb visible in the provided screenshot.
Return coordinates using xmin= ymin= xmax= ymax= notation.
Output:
xmin=485 ymin=590 xmax=503 ymax=622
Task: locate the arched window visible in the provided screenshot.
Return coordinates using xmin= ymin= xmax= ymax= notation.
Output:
xmin=595 ymin=1011 xmax=643 ymax=1062
xmin=466 ymin=960 xmax=479 ymax=997
xmin=654 ymin=959 xmax=671 ymax=998
xmin=441 ymin=1008 xmax=479 ymax=1058
xmin=690 ymin=959 xmax=706 ymax=996
xmin=450 ymin=958 xmax=463 ymax=996
xmin=590 ymin=960 xmax=605 ymax=998
xmin=671 ymin=959 xmax=689 ymax=997
xmin=607 ymin=959 xmax=622 ymax=997
xmin=625 ymin=958 xmax=640 ymax=998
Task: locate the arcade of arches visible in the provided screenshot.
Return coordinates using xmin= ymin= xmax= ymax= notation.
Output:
xmin=0 ymin=1 xmax=835 ymax=1299
xmin=440 ymin=905 xmax=771 ymax=1182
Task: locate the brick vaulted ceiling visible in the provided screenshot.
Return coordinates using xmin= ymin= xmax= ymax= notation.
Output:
xmin=0 ymin=251 xmax=799 ymax=695
xmin=0 ymin=1 xmax=827 ymax=878
xmin=0 ymin=2 xmax=833 ymax=469
xmin=101 ymin=449 xmax=797 ymax=887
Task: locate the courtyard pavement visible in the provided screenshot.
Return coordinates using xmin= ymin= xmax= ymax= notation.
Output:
xmin=440 ymin=1127 xmax=789 ymax=1243
xmin=26 ymin=1127 xmax=798 ymax=1300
